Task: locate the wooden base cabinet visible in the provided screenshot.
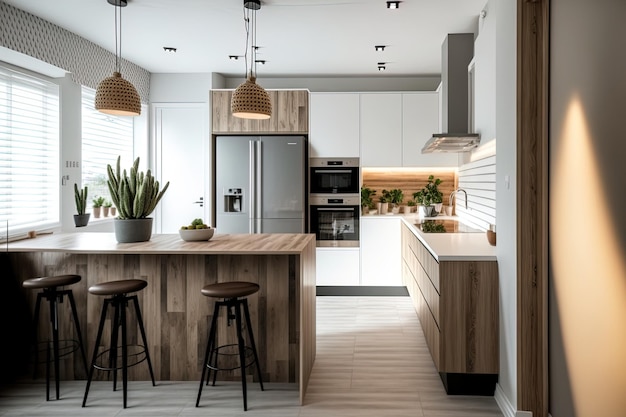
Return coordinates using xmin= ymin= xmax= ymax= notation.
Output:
xmin=401 ymin=223 xmax=499 ymax=395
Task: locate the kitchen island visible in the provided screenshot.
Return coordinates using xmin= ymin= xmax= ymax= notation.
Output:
xmin=6 ymin=232 xmax=316 ymax=404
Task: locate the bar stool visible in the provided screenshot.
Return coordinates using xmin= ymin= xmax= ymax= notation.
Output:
xmin=22 ymin=274 xmax=88 ymax=401
xmin=196 ymin=281 xmax=264 ymax=411
xmin=82 ymin=279 xmax=155 ymax=408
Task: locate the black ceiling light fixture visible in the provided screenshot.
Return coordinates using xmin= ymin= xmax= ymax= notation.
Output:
xmin=231 ymin=0 xmax=272 ymax=120
xmin=378 ymin=62 xmax=387 ymax=71
xmin=95 ymin=0 xmax=141 ymax=116
xmin=375 ymin=45 xmax=386 ymax=52
xmin=229 ymin=55 xmax=240 ymax=60
xmin=386 ymin=1 xmax=400 ymax=9
xmin=163 ymin=46 xmax=177 ymax=53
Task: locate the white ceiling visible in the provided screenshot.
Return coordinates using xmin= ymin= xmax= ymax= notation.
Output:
xmin=3 ymin=0 xmax=487 ymax=77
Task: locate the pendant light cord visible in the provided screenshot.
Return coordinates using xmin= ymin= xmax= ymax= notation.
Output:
xmin=114 ymin=2 xmax=123 ymax=73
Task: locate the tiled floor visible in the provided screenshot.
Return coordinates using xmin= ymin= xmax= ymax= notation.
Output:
xmin=0 ymin=296 xmax=504 ymax=417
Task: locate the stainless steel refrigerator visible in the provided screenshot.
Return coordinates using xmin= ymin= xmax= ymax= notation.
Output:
xmin=215 ymin=135 xmax=306 ymax=234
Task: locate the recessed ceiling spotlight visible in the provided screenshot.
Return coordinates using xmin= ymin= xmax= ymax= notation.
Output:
xmin=255 ymin=60 xmax=266 ymax=65
xmin=375 ymin=45 xmax=386 ymax=52
xmin=386 ymin=1 xmax=400 ymax=9
xmin=229 ymin=55 xmax=240 ymax=61
xmin=377 ymin=62 xmax=387 ymax=71
xmin=163 ymin=46 xmax=177 ymax=53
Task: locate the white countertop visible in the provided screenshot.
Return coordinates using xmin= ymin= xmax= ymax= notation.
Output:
xmin=362 ymin=213 xmax=497 ymax=262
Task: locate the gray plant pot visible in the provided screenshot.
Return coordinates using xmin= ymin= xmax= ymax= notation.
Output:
xmin=73 ymin=213 xmax=90 ymax=227
xmin=114 ymin=218 xmax=153 ymax=243
xmin=420 ymin=205 xmax=438 ymax=218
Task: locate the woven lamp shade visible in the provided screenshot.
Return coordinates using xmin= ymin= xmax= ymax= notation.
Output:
xmin=95 ymin=72 xmax=141 ymax=116
xmin=231 ymin=77 xmax=272 ymax=119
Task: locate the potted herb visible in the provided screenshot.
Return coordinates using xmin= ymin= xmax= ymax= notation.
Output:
xmin=73 ymin=183 xmax=90 ymax=227
xmin=386 ymin=189 xmax=404 ymax=214
xmin=107 ymin=156 xmax=170 ymax=243
xmin=413 ymin=175 xmax=443 ymax=217
xmin=405 ymin=199 xmax=416 ymax=214
xmin=103 ymin=199 xmax=113 ymax=217
xmin=92 ymin=196 xmax=105 ymax=218
xmin=360 ymin=186 xmax=377 ymax=215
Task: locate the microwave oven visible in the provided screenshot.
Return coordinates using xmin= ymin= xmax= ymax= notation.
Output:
xmin=309 ymin=158 xmax=359 ymax=195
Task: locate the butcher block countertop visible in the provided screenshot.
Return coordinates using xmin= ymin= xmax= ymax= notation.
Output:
xmin=7 ymin=232 xmax=316 ymax=255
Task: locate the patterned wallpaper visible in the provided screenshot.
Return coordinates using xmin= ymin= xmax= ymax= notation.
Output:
xmin=0 ymin=1 xmax=150 ymax=102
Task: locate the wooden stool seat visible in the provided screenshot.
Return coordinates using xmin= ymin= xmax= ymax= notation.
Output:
xmin=88 ymin=279 xmax=147 ymax=296
xmin=200 ymin=281 xmax=259 ymax=299
xmin=22 ymin=274 xmax=81 ymax=290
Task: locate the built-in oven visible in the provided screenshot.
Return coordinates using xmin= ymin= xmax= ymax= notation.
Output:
xmin=309 ymin=195 xmax=360 ymax=247
xmin=310 ymin=158 xmax=360 ymax=195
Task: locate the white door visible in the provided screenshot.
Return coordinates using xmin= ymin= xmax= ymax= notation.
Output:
xmin=154 ymin=104 xmax=207 ymax=233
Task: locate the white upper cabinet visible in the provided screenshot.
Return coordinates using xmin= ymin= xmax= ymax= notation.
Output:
xmin=309 ymin=93 xmax=360 ymax=157
xmin=360 ymin=93 xmax=402 ymax=167
xmin=402 ymin=93 xmax=459 ymax=167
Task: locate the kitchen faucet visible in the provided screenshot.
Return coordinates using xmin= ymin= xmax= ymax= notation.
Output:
xmin=449 ymin=188 xmax=468 ymax=210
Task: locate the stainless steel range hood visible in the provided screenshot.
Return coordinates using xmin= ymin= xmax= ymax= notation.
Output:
xmin=422 ymin=33 xmax=480 ymax=154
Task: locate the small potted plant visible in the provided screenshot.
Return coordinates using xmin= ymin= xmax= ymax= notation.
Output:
xmin=387 ymin=189 xmax=404 ymax=214
xmin=413 ymin=175 xmax=443 ymax=217
xmin=360 ymin=186 xmax=376 ymax=215
xmin=107 ymin=156 xmax=170 ymax=243
xmin=73 ymin=183 xmax=90 ymax=227
xmin=405 ymin=199 xmax=416 ymax=214
xmin=92 ymin=196 xmax=105 ymax=218
xmin=103 ymin=199 xmax=113 ymax=217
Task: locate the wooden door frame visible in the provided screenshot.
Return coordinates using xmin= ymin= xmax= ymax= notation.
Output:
xmin=517 ymin=0 xmax=549 ymax=416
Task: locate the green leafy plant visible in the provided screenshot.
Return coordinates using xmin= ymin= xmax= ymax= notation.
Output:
xmin=181 ymin=218 xmax=210 ymax=230
xmin=413 ymin=175 xmax=443 ymax=206
xmin=381 ymin=189 xmax=404 ymax=207
xmin=106 ymin=156 xmax=170 ymax=220
xmin=74 ymin=183 xmax=88 ymax=215
xmin=92 ymin=196 xmax=105 ymax=208
xmin=407 ymin=200 xmax=416 ymax=207
xmin=361 ymin=186 xmax=377 ymax=209
xmin=103 ymin=199 xmax=113 ymax=208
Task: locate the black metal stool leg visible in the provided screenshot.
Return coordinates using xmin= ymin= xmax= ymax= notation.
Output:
xmin=196 ymin=301 xmax=220 ymax=407
xmin=32 ymin=293 xmax=43 ymax=380
xmin=131 ymin=295 xmax=156 ymax=386
xmin=121 ymin=297 xmax=128 ymax=409
xmin=110 ymin=298 xmax=121 ymax=392
xmin=67 ymin=291 xmax=89 ymax=376
xmin=234 ymin=300 xmax=248 ymax=411
xmin=49 ymin=290 xmax=61 ymax=400
xmin=243 ymin=299 xmax=264 ymax=390
xmin=83 ymin=298 xmax=110 ymax=407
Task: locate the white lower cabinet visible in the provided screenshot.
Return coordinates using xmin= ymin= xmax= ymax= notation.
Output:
xmin=360 ymin=217 xmax=402 ymax=286
xmin=315 ymin=248 xmax=360 ymax=286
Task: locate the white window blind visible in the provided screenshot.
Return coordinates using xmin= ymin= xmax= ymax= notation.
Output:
xmin=81 ymin=86 xmax=133 ymax=206
xmin=0 ymin=66 xmax=60 ymax=236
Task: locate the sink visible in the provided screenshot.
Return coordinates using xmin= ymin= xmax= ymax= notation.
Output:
xmin=415 ymin=219 xmax=483 ymax=233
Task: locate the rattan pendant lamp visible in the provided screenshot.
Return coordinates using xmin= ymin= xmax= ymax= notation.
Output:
xmin=95 ymin=0 xmax=141 ymax=116
xmin=231 ymin=0 xmax=272 ymax=120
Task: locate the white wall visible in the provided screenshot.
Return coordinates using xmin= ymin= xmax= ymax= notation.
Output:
xmin=494 ymin=0 xmax=517 ymax=412
xmin=549 ymin=1 xmax=626 ymax=416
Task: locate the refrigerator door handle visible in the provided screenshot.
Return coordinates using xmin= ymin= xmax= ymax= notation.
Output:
xmin=256 ymin=140 xmax=263 ymax=233
xmin=249 ymin=140 xmax=256 ymax=233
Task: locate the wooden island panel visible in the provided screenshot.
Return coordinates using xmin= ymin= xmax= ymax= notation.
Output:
xmin=7 ymin=233 xmax=316 ymax=404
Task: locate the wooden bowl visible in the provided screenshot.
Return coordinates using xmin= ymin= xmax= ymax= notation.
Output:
xmin=486 ymin=230 xmax=496 ymax=246
xmin=179 ymin=228 xmax=215 ymax=242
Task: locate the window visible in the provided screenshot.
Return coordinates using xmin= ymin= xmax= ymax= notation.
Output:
xmin=81 ymin=86 xmax=134 ymax=209
xmin=0 ymin=65 xmax=60 ymax=236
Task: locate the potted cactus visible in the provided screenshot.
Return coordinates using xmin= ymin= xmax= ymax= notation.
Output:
xmin=73 ymin=183 xmax=90 ymax=227
xmin=107 ymin=156 xmax=170 ymax=243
